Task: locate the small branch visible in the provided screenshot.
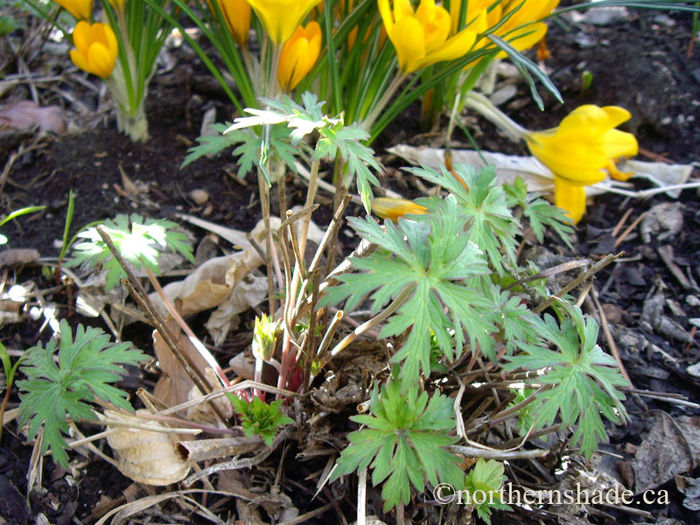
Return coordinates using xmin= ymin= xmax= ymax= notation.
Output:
xmin=534 ymin=252 xmax=623 ymax=314
xmin=449 ymin=445 xmax=548 ymax=460
xmin=95 ymin=227 xmax=227 ymax=424
xmin=327 ymin=285 xmax=414 ymax=360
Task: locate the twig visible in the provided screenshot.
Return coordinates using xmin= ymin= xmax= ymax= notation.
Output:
xmin=534 ymin=252 xmax=623 ymax=314
xmin=613 ymin=212 xmax=647 ymax=248
xmin=590 ymin=287 xmax=633 ymax=386
xmin=279 ymin=503 xmax=335 ymax=525
xmin=357 ymin=468 xmax=367 ymax=525
xmin=144 ymin=267 xmax=230 ymax=388
xmin=328 ymin=284 xmax=414 ymax=360
xmin=611 ymin=208 xmax=633 ymax=238
xmin=95 ymin=227 xmax=227 ymax=423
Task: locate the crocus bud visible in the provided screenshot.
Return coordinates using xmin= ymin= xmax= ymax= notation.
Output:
xmin=277 ymin=22 xmax=321 ymax=91
xmin=216 ymin=0 xmax=251 ymax=46
xmin=69 ymin=21 xmax=119 ymax=79
xmin=54 ymin=0 xmax=93 ymax=20
xmin=252 ymin=314 xmax=279 ymax=362
xmin=372 ymin=197 xmax=428 ymax=222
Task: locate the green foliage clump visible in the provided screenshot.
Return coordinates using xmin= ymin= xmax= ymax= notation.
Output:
xmin=504 ymin=301 xmax=629 ymax=458
xmin=231 ymin=396 xmax=294 ymax=446
xmin=463 ymin=459 xmax=511 ymax=524
xmin=17 ymin=320 xmax=146 ymax=467
xmin=68 ymin=213 xmax=194 ymax=290
xmin=331 ymin=375 xmax=463 ymax=512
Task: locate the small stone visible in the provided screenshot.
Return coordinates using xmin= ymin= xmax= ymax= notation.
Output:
xmin=686 ymin=295 xmax=700 ymax=307
xmin=189 ymin=189 xmax=210 ymax=205
xmin=653 ymin=14 xmax=676 ymax=28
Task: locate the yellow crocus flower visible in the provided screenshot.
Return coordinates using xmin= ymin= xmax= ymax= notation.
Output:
xmin=372 ymin=197 xmax=428 ymax=222
xmin=378 ymin=0 xmax=477 ymax=73
xmin=54 ymin=0 xmax=93 ymax=20
xmin=278 ymin=22 xmax=322 ymax=90
xmin=525 ymin=105 xmax=638 ymax=223
xmin=450 ymin=0 xmax=559 ymax=56
xmin=216 ymin=0 xmax=251 ymax=46
xmin=246 ymin=0 xmax=322 ymax=45
xmin=70 ymin=21 xmax=119 ymax=79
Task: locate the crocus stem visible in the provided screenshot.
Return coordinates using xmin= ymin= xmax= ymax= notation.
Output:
xmin=462 ymin=91 xmax=528 ymax=142
xmin=361 ymin=73 xmax=408 ymax=132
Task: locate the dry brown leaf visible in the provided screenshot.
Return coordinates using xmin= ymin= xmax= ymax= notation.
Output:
xmin=0 ymin=100 xmax=66 ymax=135
xmin=0 ymin=248 xmax=40 ymax=267
xmin=185 ymin=368 xmax=233 ymax=425
xmin=102 ymin=409 xmax=191 ymax=486
xmin=152 ymin=318 xmax=210 ymax=408
xmin=628 ymin=412 xmax=700 ymax=493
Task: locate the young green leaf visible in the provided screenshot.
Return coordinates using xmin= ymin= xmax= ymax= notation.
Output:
xmin=504 ymin=177 xmax=573 ymax=246
xmin=331 ymin=376 xmax=463 ymax=512
xmin=231 ymin=396 xmax=293 ymax=446
xmin=409 ymin=163 xmax=519 ymax=275
xmin=68 ymin=214 xmax=194 ymax=290
xmin=463 ymin=459 xmax=511 ymax=524
xmin=17 ymin=320 xmax=146 ymax=467
xmin=504 ymin=302 xmax=629 ymax=457
xmin=315 ymin=123 xmax=382 ymax=212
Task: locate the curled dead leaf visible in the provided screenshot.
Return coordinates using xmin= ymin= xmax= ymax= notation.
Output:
xmin=102 ymin=409 xmax=191 ymax=486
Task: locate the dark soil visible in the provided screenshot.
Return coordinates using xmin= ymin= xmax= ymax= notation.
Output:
xmin=1 ymin=5 xmax=698 ymax=525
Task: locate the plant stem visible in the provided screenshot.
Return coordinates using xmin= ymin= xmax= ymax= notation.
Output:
xmin=462 ymin=91 xmax=528 ymax=142
xmin=360 ymin=73 xmax=408 ymax=132
xmin=327 ymin=284 xmax=414 ymax=361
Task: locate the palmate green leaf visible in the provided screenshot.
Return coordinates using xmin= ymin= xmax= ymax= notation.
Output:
xmin=331 ymin=377 xmax=462 ymax=512
xmin=409 ymin=163 xmax=519 ymax=275
xmin=67 ymin=214 xmax=194 ymax=290
xmin=504 ymin=303 xmax=629 ymax=457
xmin=464 ymin=459 xmax=511 ymax=524
xmin=181 ymin=123 xmax=237 ymax=167
xmin=489 ymin=286 xmax=547 ymax=355
xmin=321 ymin=196 xmax=495 ymax=381
xmin=17 ymin=320 xmax=147 ymax=468
xmin=504 ymin=177 xmax=574 ymax=247
xmin=315 ymin=122 xmax=382 ymax=213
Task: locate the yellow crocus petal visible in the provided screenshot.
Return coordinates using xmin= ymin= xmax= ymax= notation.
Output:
xmin=277 ymin=21 xmax=321 ymax=90
xmin=372 ymin=197 xmax=428 ymax=222
xmin=54 ymin=0 xmax=92 ymax=20
xmin=218 ymin=0 xmax=251 ymax=46
xmin=416 ymin=24 xmax=476 ymax=69
xmin=555 ymin=105 xmax=629 ymax=142
xmin=108 ymin=0 xmax=127 ymax=9
xmin=391 ymin=15 xmax=426 ymax=72
xmin=69 ymin=48 xmax=90 ymax=73
xmin=526 ymin=132 xmax=608 ymax=185
xmin=601 ymin=128 xmax=639 ymax=159
xmin=606 ymin=160 xmax=634 ymax=182
xmin=553 ymin=177 xmax=585 ymax=224
xmin=246 ymin=0 xmax=322 ymax=45
xmin=601 ymin=105 xmax=634 ymax=129
xmin=70 ymin=21 xmax=118 ymax=79
xmin=87 ymin=42 xmax=114 ymax=78
xmin=416 ymin=0 xmax=451 ymax=53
